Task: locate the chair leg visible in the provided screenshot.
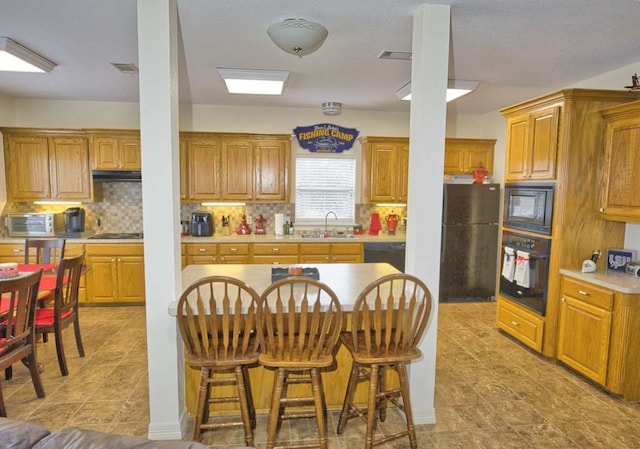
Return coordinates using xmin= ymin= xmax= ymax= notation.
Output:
xmin=4 ymin=366 xmax=12 ymax=381
xmin=337 ymin=361 xmax=360 ymax=434
xmin=379 ymin=365 xmax=387 ymax=422
xmin=42 ymin=333 xmax=49 ymax=343
xmin=365 ymin=364 xmax=380 ymax=449
xmin=0 ymin=379 xmax=6 ymax=417
xmin=310 ymin=368 xmax=328 ymax=449
xmin=234 ymin=366 xmax=254 ymax=447
xmin=73 ymin=318 xmax=85 ymax=357
xmin=396 ymin=362 xmax=417 ymax=449
xmin=26 ymin=351 xmax=45 ymax=399
xmin=192 ymin=368 xmax=210 ymax=441
xmin=54 ymin=325 xmax=69 ymax=376
xmin=266 ymin=367 xmax=286 ymax=449
xmin=242 ymin=366 xmax=256 ymax=429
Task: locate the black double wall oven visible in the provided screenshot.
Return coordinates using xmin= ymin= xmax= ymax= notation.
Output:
xmin=500 ymin=183 xmax=554 ymax=316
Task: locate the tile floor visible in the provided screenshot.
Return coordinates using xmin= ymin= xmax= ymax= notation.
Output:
xmin=3 ymin=302 xmax=640 ymax=448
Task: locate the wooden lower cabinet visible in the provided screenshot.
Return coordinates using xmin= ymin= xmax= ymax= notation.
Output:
xmin=252 ymin=243 xmax=298 ymax=264
xmin=186 ymin=243 xmax=218 ymax=265
xmin=0 ymin=242 xmax=26 ymax=263
xmin=218 ymin=243 xmax=250 ymax=264
xmin=299 ymin=242 xmax=362 ymax=263
xmin=85 ymin=244 xmax=145 ymax=304
xmin=496 ymin=296 xmax=544 ymax=352
xmin=65 ymin=243 xmax=87 ymax=304
xmin=557 ymin=275 xmax=640 ymax=400
xmin=557 ymin=276 xmax=612 ymax=385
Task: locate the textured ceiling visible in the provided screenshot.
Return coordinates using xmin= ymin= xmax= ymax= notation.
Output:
xmin=0 ymin=0 xmax=639 ymax=115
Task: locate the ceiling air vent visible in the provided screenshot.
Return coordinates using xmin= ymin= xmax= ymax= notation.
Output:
xmin=378 ymin=51 xmax=412 ymax=61
xmin=110 ymin=63 xmax=139 ymax=74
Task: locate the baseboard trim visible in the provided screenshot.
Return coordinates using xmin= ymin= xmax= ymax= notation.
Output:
xmin=413 ymin=406 xmax=436 ymax=425
xmin=147 ymin=418 xmax=184 ymax=440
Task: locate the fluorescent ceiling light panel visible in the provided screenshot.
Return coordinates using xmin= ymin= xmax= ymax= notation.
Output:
xmin=0 ymin=37 xmax=56 ymax=73
xmin=217 ymin=68 xmax=289 ymax=95
xmin=395 ymin=79 xmax=479 ymax=102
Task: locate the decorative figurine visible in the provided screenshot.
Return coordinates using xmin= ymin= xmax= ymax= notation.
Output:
xmin=236 ymin=214 xmax=252 ymax=235
xmin=254 ymin=214 xmax=266 ymax=234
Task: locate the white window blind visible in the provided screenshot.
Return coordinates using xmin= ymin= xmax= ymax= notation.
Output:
xmin=295 ymin=157 xmax=356 ymax=224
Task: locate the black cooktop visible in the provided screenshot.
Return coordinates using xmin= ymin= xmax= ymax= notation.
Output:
xmin=88 ymin=232 xmax=144 ymax=240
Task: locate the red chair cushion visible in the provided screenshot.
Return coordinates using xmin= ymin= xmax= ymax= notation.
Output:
xmin=34 ymin=308 xmax=73 ymax=327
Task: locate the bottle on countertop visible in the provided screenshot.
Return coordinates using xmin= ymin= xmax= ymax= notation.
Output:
xmin=289 ymin=222 xmax=295 ymax=235
xmin=283 ymin=221 xmax=290 ymax=236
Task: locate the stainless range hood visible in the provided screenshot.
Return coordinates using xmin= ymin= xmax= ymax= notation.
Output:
xmin=92 ymin=170 xmax=141 ymax=182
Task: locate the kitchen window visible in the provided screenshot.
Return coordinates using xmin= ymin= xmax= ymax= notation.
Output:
xmin=295 ymin=156 xmax=356 ymax=225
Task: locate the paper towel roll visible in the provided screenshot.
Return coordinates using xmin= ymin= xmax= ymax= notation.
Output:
xmin=274 ymin=213 xmax=284 ymax=236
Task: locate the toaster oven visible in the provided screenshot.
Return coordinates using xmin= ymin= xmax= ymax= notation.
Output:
xmin=6 ymin=212 xmax=65 ymax=237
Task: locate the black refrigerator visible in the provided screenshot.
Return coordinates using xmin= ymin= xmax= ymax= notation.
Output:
xmin=439 ymin=183 xmax=500 ymax=302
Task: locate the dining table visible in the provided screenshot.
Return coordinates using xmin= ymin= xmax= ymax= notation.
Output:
xmin=0 ymin=263 xmax=60 ymax=317
xmin=169 ymin=262 xmax=403 ymax=415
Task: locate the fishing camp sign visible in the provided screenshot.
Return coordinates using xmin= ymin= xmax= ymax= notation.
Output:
xmin=294 ymin=123 xmax=359 ymax=153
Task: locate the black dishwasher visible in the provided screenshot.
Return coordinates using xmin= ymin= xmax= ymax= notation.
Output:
xmin=364 ymin=242 xmax=406 ymax=272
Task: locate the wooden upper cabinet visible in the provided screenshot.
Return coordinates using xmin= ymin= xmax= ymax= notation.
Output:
xmin=361 ymin=137 xmax=408 ymax=204
xmin=181 ymin=133 xmax=290 ymax=203
xmin=504 ymin=105 xmax=559 ymax=181
xmin=49 ymin=136 xmax=92 ymax=200
xmin=89 ymin=131 xmax=141 ymax=170
xmin=599 ymin=100 xmax=640 ymax=223
xmin=3 ymin=134 xmax=50 ymax=200
xmin=221 ymin=138 xmax=253 ymax=200
xmin=254 ymin=138 xmax=289 ymax=201
xmin=444 ymin=138 xmax=495 ymax=175
xmin=2 ymin=129 xmax=93 ymax=202
xmin=186 ymin=135 xmax=221 ymax=201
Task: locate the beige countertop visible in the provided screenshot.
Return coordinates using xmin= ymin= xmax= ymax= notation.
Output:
xmin=0 ymin=232 xmax=405 ymax=244
xmin=560 ymin=268 xmax=640 ymax=294
xmin=169 ymin=262 xmax=401 ymax=315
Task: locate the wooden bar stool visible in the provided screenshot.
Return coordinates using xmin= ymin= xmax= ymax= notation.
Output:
xmin=257 ymin=277 xmax=343 ymax=449
xmin=176 ymin=276 xmax=260 ymax=446
xmin=336 ymin=273 xmax=433 ymax=449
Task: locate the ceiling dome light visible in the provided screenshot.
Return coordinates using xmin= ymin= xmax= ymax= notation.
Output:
xmin=267 ymin=18 xmax=328 ymax=58
xmin=322 ymin=102 xmax=342 ymax=116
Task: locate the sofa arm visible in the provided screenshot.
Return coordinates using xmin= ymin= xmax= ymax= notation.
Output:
xmin=0 ymin=417 xmax=51 ymax=449
xmin=32 ymin=427 xmax=209 ymax=449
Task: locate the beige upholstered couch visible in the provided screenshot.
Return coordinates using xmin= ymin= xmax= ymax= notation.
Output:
xmin=0 ymin=417 xmax=209 ymax=449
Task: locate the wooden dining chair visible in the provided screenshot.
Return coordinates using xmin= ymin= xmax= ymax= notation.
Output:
xmin=24 ymin=238 xmax=66 ymax=343
xmin=176 ymin=276 xmax=261 ymax=446
xmin=24 ymin=239 xmax=66 ymax=265
xmin=0 ymin=270 xmax=45 ymax=417
xmin=34 ymin=252 xmax=85 ymax=376
xmin=257 ymin=277 xmax=343 ymax=449
xmin=336 ymin=273 xmax=433 ymax=449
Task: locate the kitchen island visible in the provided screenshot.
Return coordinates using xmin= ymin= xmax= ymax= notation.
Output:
xmin=170 ymin=262 xmax=408 ymax=414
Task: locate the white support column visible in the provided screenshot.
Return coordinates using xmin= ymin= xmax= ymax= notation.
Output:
xmin=137 ymin=0 xmax=183 ymax=439
xmin=405 ymin=3 xmax=450 ymax=424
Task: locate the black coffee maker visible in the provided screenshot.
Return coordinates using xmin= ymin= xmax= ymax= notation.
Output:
xmin=64 ymin=207 xmax=85 ymax=236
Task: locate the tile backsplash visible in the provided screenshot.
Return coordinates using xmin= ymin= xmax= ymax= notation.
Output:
xmin=1 ymin=183 xmax=407 ymax=236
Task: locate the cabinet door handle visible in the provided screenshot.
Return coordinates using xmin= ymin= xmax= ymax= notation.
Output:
xmin=511 ymin=320 xmax=519 ymax=326
xmin=561 ymin=297 xmax=565 ymax=302
xmin=577 ymin=290 xmax=590 ymax=296
xmin=11 ymin=249 xmax=21 ymax=253
xmin=272 ymin=248 xmax=280 ymax=252
xmin=230 ymin=248 xmax=238 ymax=252
xmin=599 ymin=208 xmax=605 ymax=213
xmin=198 ymin=248 xmax=206 ymax=252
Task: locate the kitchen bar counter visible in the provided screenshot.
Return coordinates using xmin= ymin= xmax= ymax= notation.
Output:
xmin=559 ymin=268 xmax=640 ymax=294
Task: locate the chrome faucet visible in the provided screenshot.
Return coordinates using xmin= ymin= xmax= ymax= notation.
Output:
xmin=325 ymin=211 xmax=338 ymax=235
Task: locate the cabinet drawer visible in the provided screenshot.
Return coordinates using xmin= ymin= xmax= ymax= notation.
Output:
xmin=331 ymin=243 xmax=363 ymax=255
xmin=219 ymin=243 xmax=249 ymax=255
xmin=253 ymin=243 xmax=298 ymax=255
xmin=496 ymin=297 xmax=544 ymax=352
xmin=299 ymin=243 xmax=331 ymax=255
xmin=186 ymin=243 xmax=217 ymax=256
xmin=0 ymin=243 xmax=26 ymax=262
xmin=561 ymin=276 xmax=614 ymax=311
xmin=253 ymin=255 xmax=299 ymax=265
